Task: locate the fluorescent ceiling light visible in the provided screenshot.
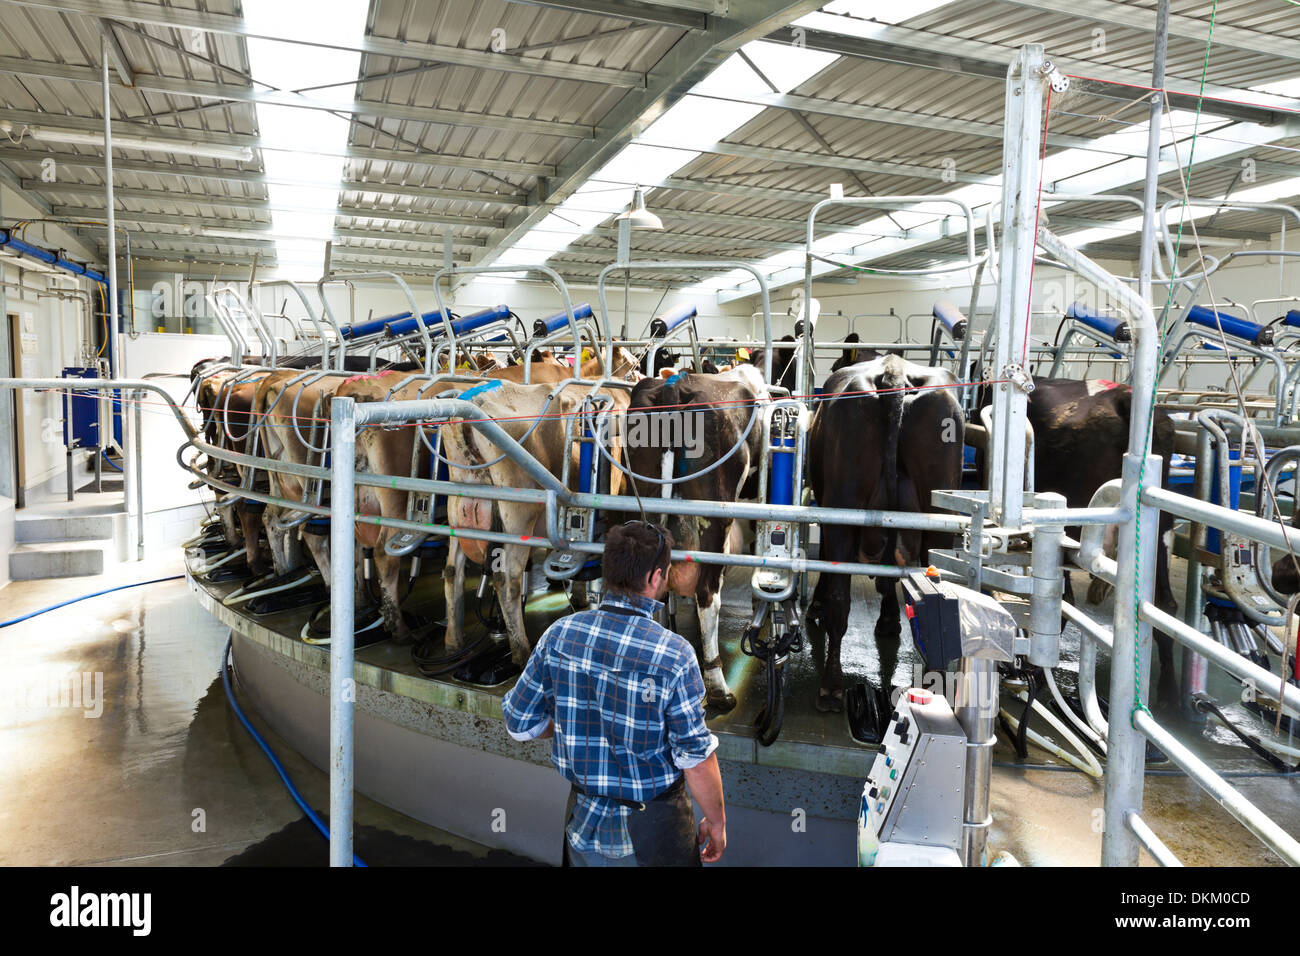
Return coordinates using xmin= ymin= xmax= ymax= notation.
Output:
xmin=0 ymin=122 xmax=253 ymax=162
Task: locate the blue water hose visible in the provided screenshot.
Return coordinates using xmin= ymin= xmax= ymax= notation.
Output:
xmin=101 ymin=449 xmax=123 ymax=472
xmin=222 ymin=633 xmax=367 ymax=867
xmin=0 ymin=574 xmax=183 ymax=628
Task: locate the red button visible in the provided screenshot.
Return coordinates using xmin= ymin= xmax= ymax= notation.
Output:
xmin=907 ymin=688 xmax=933 ymax=705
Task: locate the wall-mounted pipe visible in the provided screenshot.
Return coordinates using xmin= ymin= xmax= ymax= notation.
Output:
xmin=0 ymin=228 xmax=107 ymax=285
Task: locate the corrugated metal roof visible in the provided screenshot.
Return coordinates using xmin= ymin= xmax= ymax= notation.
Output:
xmin=0 ymin=0 xmax=1294 ymax=283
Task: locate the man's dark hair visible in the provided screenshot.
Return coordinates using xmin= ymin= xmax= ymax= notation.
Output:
xmin=603 ymin=521 xmax=673 ymax=592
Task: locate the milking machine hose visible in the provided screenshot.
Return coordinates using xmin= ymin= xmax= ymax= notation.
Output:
xmin=222 ymin=633 xmax=368 ymax=867
xmin=101 ymin=448 xmax=123 ymax=472
xmin=0 ymin=575 xmax=184 ymax=628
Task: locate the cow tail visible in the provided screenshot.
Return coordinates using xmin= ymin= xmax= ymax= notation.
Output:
xmin=881 ymin=356 xmax=908 ymax=514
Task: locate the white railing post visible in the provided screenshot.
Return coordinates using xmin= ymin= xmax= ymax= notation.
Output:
xmin=329 ymin=395 xmax=357 ymax=867
xmin=990 ymin=44 xmax=1048 ymax=527
xmin=1102 ymin=451 xmax=1163 ymax=866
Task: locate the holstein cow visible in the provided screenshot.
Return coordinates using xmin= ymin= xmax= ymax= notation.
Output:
xmin=1020 ymin=376 xmax=1179 ymax=705
xmin=623 ymin=364 xmax=770 ymax=710
xmin=337 ymin=347 xmax=641 ymax=645
xmin=807 ymin=354 xmax=964 ymax=711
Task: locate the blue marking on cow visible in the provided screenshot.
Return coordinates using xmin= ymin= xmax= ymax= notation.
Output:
xmin=458 ymin=379 xmax=503 ymax=402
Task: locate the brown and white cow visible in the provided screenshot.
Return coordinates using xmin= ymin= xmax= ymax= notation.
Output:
xmin=335 ymin=346 xmax=643 ymax=644
xmin=439 ymin=374 xmax=636 ymax=665
xmin=622 ymin=363 xmax=770 ymax=711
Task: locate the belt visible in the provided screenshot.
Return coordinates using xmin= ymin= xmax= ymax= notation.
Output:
xmin=572 ymin=774 xmax=684 ymax=813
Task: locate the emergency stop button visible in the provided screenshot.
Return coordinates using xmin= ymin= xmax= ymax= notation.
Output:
xmin=907 ymin=688 xmax=933 ymax=705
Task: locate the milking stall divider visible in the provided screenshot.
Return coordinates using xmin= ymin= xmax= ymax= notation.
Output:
xmin=5 ymin=22 xmax=1300 ymax=868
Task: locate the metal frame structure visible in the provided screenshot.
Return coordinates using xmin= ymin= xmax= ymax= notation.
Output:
xmin=8 ymin=16 xmax=1300 ymax=869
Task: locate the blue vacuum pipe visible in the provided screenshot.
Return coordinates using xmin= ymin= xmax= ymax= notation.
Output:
xmin=0 ymin=228 xmax=108 ymax=285
xmin=932 ymin=299 xmax=968 ymax=340
xmin=1066 ymin=301 xmax=1130 ymax=343
xmin=340 ymin=308 xmax=451 ymax=341
xmin=1186 ymin=305 xmax=1274 ymax=347
xmin=648 ymin=303 xmax=696 ymax=338
xmin=532 ymin=302 xmax=594 ymax=337
xmin=386 ymin=304 xmax=509 ymax=339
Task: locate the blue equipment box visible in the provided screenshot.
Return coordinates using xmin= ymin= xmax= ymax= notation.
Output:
xmin=61 ymin=366 xmax=100 ymax=449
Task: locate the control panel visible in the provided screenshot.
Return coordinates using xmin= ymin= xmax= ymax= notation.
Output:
xmin=857 ymin=687 xmax=966 ymax=866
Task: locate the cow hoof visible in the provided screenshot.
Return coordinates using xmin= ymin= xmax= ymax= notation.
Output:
xmin=706 ymin=690 xmax=737 ymax=713
xmin=816 ymin=688 xmax=844 ymax=713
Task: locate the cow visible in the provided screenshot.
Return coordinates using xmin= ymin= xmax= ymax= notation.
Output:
xmin=621 ymin=364 xmax=770 ymax=710
xmin=1271 ymin=514 xmax=1300 ymax=595
xmin=976 ymin=375 xmax=1180 ymax=706
xmin=749 ymin=334 xmax=798 ymax=393
xmin=341 ymin=346 xmax=644 ymax=646
xmin=831 ymin=332 xmax=868 ymax=373
xmin=807 ymin=354 xmax=965 ymax=711
xmin=439 ymin=372 xmax=638 ymax=665
xmin=193 ymin=364 xmax=285 ymax=577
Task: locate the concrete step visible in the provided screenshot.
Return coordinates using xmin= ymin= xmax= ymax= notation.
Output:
xmin=8 ymin=539 xmax=113 ymax=580
xmin=15 ymin=513 xmax=118 ymax=544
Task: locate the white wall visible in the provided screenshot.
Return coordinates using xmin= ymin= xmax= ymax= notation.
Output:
xmin=1 ymin=261 xmax=98 ymax=491
xmin=0 ymin=177 xmax=103 ymax=498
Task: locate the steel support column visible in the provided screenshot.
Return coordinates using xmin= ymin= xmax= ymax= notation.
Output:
xmin=989 ymin=45 xmax=1048 ymax=527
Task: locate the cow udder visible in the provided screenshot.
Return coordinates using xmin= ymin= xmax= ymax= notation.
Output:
xmin=450 ymin=496 xmax=493 ymax=565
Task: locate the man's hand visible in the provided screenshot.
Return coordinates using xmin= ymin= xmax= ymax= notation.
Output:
xmin=697 ymin=816 xmax=726 ymax=863
xmin=683 ymin=752 xmax=726 ymax=863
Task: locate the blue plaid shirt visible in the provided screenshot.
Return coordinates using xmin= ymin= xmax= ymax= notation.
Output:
xmin=502 ymin=590 xmax=718 ymax=859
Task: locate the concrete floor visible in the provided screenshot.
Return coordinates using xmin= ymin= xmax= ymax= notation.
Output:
xmin=1 ymin=523 xmax=1297 ymax=866
xmin=0 ymin=549 xmax=525 ymax=866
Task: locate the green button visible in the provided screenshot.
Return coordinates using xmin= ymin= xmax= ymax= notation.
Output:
xmin=889 ymin=768 xmax=897 ymax=780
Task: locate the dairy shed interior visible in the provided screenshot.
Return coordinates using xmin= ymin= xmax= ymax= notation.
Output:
xmin=0 ymin=0 xmax=1299 ymax=883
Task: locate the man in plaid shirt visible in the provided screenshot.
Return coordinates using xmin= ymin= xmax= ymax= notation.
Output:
xmin=502 ymin=521 xmax=726 ymax=866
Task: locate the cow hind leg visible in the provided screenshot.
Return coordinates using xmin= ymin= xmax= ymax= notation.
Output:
xmin=443 ymin=541 xmax=467 ymax=654
xmin=1154 ymin=632 xmax=1179 ymax=711
xmin=874 ymin=575 xmax=903 ymax=693
xmin=496 ymin=545 xmax=532 ymax=666
xmin=695 ymin=587 xmax=734 ymax=712
xmin=814 ymin=571 xmax=851 ymax=712
xmin=374 ymin=549 xmax=412 ymax=644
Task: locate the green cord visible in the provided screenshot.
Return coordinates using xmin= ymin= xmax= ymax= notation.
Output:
xmin=1129 ymin=1 xmax=1219 ymax=726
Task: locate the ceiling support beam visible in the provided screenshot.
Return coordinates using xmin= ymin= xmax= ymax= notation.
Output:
xmin=0 ymin=57 xmax=596 ymax=140
xmin=769 ymin=18 xmax=1298 ymax=125
xmin=467 ymin=0 xmax=828 ymax=275
xmin=690 ymin=90 xmax=1146 ymax=157
xmin=96 ymin=18 xmax=134 ymax=86
xmin=0 ymin=0 xmax=645 ymax=88
xmin=998 ymin=0 xmax=1300 ymax=65
xmin=500 ymin=0 xmax=708 ymax=30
